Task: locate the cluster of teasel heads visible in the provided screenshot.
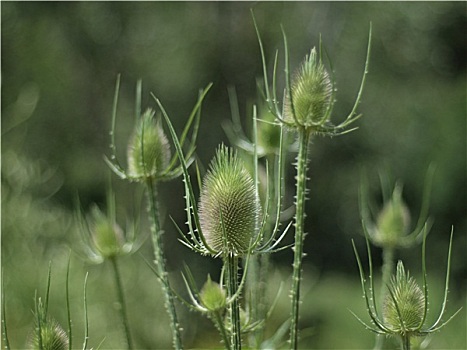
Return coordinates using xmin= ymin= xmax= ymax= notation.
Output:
xmin=8 ymin=13 xmax=460 ymax=350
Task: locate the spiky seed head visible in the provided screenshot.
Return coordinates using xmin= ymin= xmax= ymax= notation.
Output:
xmin=199 ymin=145 xmax=260 ymax=256
xmin=375 ymin=185 xmax=411 ymax=247
xmin=28 ymin=300 xmax=69 ymax=350
xmin=199 ymin=275 xmax=227 ymax=312
xmin=89 ymin=204 xmax=124 ymax=259
xmin=127 ymin=108 xmax=171 ymax=180
xmin=284 ymin=48 xmax=333 ymax=130
xmin=383 ymin=261 xmax=425 ymax=333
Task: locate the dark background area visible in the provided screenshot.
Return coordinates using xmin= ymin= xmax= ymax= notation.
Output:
xmin=2 ymin=2 xmax=466 ymax=349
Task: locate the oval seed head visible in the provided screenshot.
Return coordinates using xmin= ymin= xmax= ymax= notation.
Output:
xmin=29 ymin=317 xmax=69 ymax=350
xmin=127 ymin=108 xmax=171 ymax=180
xmin=199 ymin=145 xmax=260 ymax=256
xmin=284 ymin=48 xmax=333 ymax=130
xmin=199 ymin=275 xmax=227 ymax=312
xmin=383 ymin=261 xmax=425 ymax=333
xmin=90 ymin=205 xmax=124 ymax=259
xmin=375 ymin=184 xmax=411 ymax=247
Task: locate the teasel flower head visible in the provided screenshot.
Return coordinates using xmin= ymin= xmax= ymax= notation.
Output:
xmin=383 ymin=261 xmax=425 ymax=333
xmin=28 ymin=298 xmax=69 ymax=350
xmin=284 ymin=48 xmax=333 ymax=131
xmin=351 ymin=227 xmax=461 ymax=349
xmin=199 ymin=145 xmax=261 ymax=256
xmin=105 ymin=76 xmax=212 ymax=184
xmin=76 ymin=189 xmax=141 ymax=263
xmin=199 ymin=275 xmax=227 ymax=312
xmin=253 ymin=16 xmax=372 ymax=138
xmin=127 ymin=108 xmax=171 ymax=180
xmin=360 ymin=167 xmax=435 ymax=250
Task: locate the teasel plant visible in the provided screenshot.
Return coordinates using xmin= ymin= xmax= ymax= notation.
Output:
xmin=105 ymin=75 xmax=212 ymax=349
xmin=252 ymin=11 xmax=372 ymax=348
xmin=223 ymin=86 xmax=293 ymax=347
xmin=351 ymin=223 xmax=461 ymax=350
xmin=75 ymin=186 xmax=143 ymax=349
xmin=3 ymin=261 xmax=91 ymax=350
xmin=359 ymin=166 xmax=435 ymax=349
xmin=152 ymin=91 xmax=292 ymax=349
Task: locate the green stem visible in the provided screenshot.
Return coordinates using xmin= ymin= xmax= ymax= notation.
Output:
xmin=110 ymin=257 xmax=133 ymax=350
xmin=374 ymin=247 xmax=395 ymax=350
xmin=212 ymin=311 xmax=232 ymax=350
xmin=226 ymin=254 xmax=241 ymax=350
xmin=290 ymin=129 xmax=310 ymax=349
xmin=146 ymin=178 xmax=183 ymax=350
xmin=401 ymin=335 xmax=411 ymax=350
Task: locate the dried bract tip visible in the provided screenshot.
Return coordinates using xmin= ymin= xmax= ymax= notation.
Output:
xmin=285 ymin=47 xmax=332 ymax=131
xmin=199 ymin=145 xmax=260 ymax=256
xmin=383 ymin=261 xmax=425 ymax=333
xmin=200 ymin=275 xmax=227 ymax=312
xmin=127 ymin=108 xmax=171 ymax=180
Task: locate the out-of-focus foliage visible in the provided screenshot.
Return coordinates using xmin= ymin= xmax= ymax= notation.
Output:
xmin=2 ymin=2 xmax=465 ymax=348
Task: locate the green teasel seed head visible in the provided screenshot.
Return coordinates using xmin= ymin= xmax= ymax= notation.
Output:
xmin=90 ymin=204 xmax=125 ymax=259
xmin=200 ymin=275 xmax=227 ymax=312
xmin=29 ymin=299 xmax=69 ymax=350
xmin=284 ymin=47 xmax=333 ymax=131
xmin=383 ymin=261 xmax=425 ymax=333
xmin=127 ymin=108 xmax=171 ymax=180
xmin=375 ymin=184 xmax=411 ymax=247
xmin=199 ymin=145 xmax=261 ymax=256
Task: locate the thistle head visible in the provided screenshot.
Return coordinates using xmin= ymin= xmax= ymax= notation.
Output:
xmin=28 ymin=299 xmax=69 ymax=350
xmin=284 ymin=47 xmax=333 ymax=131
xmin=127 ymin=108 xmax=171 ymax=180
xmin=383 ymin=261 xmax=426 ymax=334
xmin=199 ymin=145 xmax=261 ymax=256
xmin=199 ymin=275 xmax=227 ymax=312
xmin=374 ymin=184 xmax=411 ymax=248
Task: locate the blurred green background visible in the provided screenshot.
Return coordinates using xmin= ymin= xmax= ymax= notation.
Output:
xmin=2 ymin=2 xmax=465 ymax=349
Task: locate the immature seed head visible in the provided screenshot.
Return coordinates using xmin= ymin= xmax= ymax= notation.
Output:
xmin=375 ymin=185 xmax=411 ymax=248
xmin=127 ymin=108 xmax=171 ymax=179
xmin=199 ymin=275 xmax=227 ymax=312
xmin=29 ymin=301 xmax=69 ymax=350
xmin=284 ymin=48 xmax=333 ymax=130
xmin=383 ymin=261 xmax=425 ymax=333
xmin=89 ymin=205 xmax=124 ymax=259
xmin=199 ymin=145 xmax=260 ymax=256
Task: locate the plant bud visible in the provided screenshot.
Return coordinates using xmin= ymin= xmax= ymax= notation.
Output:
xmin=383 ymin=261 xmax=425 ymax=333
xmin=375 ymin=185 xmax=411 ymax=247
xmin=199 ymin=145 xmax=260 ymax=256
xmin=127 ymin=108 xmax=171 ymax=179
xmin=200 ymin=275 xmax=227 ymax=312
xmin=284 ymin=48 xmax=332 ymax=130
xmin=90 ymin=205 xmax=124 ymax=259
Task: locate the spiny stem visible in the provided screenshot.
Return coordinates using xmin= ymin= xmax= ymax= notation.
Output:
xmin=2 ymin=271 xmax=10 ymax=350
xmin=374 ymin=247 xmax=394 ymax=350
xmin=290 ymin=129 xmax=310 ymax=349
xmin=110 ymin=257 xmax=133 ymax=350
xmin=212 ymin=311 xmax=232 ymax=350
xmin=226 ymin=254 xmax=241 ymax=350
xmin=145 ymin=178 xmax=183 ymax=350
